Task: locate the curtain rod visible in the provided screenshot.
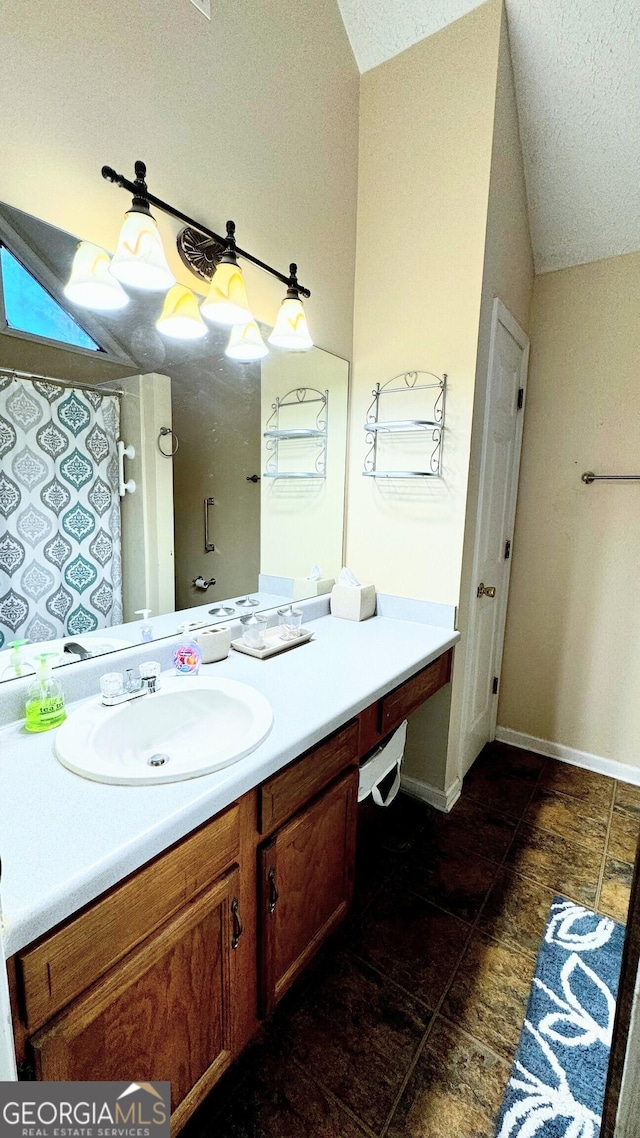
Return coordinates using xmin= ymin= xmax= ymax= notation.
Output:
xmin=0 ymin=366 xmax=123 ymax=399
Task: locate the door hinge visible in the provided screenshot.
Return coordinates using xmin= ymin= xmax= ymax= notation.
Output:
xmin=504 ymin=539 xmax=511 ymax=560
xmin=517 ymin=388 xmax=524 ymax=410
xmin=18 ymin=1059 xmax=35 ymax=1081
xmin=492 ymin=676 xmax=499 ymax=695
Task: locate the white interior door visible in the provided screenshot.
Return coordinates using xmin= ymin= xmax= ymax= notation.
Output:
xmin=460 ymin=298 xmax=529 ymax=775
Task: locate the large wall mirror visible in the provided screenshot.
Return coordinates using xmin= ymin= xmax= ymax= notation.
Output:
xmin=0 ymin=202 xmax=349 ymax=682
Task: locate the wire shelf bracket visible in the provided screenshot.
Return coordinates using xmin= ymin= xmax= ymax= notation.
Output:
xmin=363 ymin=371 xmax=446 ymax=479
xmin=263 ymin=387 xmax=328 ymax=479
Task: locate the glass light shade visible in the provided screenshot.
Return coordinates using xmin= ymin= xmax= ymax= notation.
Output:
xmin=267 ymin=296 xmax=313 ymax=351
xmin=200 ymin=261 xmax=252 ymax=325
xmin=225 ymin=320 xmax=268 ymax=361
xmin=63 ymin=242 xmax=129 ymax=311
xmin=156 ymin=284 xmax=207 ymax=340
xmin=109 ymin=210 xmax=175 ymax=291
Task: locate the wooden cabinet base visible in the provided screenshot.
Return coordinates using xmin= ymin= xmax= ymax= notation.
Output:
xmin=8 ymin=648 xmax=453 ymax=1134
xmin=259 ymin=768 xmax=358 ymax=1017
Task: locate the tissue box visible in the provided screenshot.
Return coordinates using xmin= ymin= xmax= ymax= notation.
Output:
xmin=293 ymin=576 xmax=335 ymax=600
xmin=195 ymin=626 xmax=232 ymax=663
xmin=330 ymin=583 xmax=376 ymax=622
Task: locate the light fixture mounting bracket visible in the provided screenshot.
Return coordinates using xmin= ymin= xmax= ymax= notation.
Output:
xmin=176 ymin=226 xmax=226 ymax=282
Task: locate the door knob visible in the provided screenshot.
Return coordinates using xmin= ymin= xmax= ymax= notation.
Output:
xmin=477 ymin=583 xmax=496 ymax=599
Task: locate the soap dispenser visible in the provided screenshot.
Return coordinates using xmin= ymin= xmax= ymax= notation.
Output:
xmin=135 ymin=609 xmax=153 ymax=643
xmin=2 ymin=639 xmax=32 ymax=681
xmin=25 ymin=653 xmax=67 ymax=732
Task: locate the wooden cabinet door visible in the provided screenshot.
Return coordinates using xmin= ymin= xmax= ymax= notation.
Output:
xmin=30 ymin=868 xmax=240 ymax=1123
xmin=259 ymin=768 xmax=358 ymax=1016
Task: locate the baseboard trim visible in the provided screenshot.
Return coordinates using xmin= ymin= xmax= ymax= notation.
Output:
xmin=495 ymin=726 xmax=640 ymax=787
xmin=401 ymin=774 xmax=462 ymax=813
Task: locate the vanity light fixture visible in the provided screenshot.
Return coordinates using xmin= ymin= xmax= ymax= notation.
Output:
xmin=64 ymin=241 xmax=129 ymax=311
xmin=200 ymin=221 xmax=253 ymax=326
xmin=156 ymin=284 xmax=208 ymax=340
xmin=95 ymin=160 xmax=313 ymax=350
xmin=109 ymin=163 xmax=176 ymax=292
xmin=225 ymin=319 xmax=269 ymax=361
xmin=267 ymin=264 xmax=313 ymax=352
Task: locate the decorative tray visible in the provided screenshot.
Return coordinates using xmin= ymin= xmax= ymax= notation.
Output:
xmin=231 ymin=627 xmax=314 ymax=660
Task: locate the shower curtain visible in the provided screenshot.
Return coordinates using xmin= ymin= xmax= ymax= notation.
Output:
xmin=0 ymin=376 xmax=123 ymax=651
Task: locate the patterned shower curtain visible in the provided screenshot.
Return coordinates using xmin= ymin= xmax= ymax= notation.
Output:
xmin=0 ymin=376 xmax=123 ymax=651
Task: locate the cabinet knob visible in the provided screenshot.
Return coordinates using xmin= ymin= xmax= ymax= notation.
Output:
xmin=267 ymin=867 xmax=279 ymax=914
xmin=231 ymin=897 xmax=243 ymax=949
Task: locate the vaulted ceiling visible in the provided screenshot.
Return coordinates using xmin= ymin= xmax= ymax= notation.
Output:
xmin=337 ymin=0 xmax=640 ymax=274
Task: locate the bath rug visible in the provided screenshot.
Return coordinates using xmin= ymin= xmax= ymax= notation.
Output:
xmin=495 ymin=898 xmax=625 ymax=1138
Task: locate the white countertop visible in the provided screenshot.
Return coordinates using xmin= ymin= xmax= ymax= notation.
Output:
xmin=0 ymin=613 xmax=458 ymax=958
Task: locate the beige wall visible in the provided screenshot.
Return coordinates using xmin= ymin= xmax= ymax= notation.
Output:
xmin=344 ymin=0 xmax=534 ymax=795
xmin=345 ymin=0 xmax=503 ymax=606
xmin=447 ymin=5 xmax=534 ymax=785
xmin=499 ymin=252 xmax=640 ymax=771
xmin=0 ymin=0 xmax=359 ymax=362
xmin=260 ymin=348 xmax=349 ymax=583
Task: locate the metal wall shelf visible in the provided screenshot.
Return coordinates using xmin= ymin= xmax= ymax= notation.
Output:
xmin=263 ymin=387 xmax=328 ymax=480
xmin=363 ymin=372 xmax=446 ymax=479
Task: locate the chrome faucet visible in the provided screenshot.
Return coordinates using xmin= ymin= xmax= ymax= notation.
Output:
xmin=100 ymin=662 xmax=161 ymax=706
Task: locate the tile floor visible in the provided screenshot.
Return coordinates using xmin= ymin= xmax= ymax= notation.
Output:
xmin=183 ymin=743 xmax=640 ymax=1138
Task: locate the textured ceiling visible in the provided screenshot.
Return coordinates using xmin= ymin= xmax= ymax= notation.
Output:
xmin=337 ymin=0 xmax=640 ymax=274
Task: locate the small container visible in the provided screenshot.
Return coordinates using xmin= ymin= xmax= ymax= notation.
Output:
xmin=172 ymin=638 xmax=202 ymax=675
xmin=135 ymin=609 xmax=153 ymax=643
xmin=196 ymin=626 xmax=232 ymax=663
xmin=25 ymin=653 xmax=66 ymax=733
xmin=277 ymin=605 xmax=304 ymax=640
xmin=240 ymin=613 xmax=267 ymax=649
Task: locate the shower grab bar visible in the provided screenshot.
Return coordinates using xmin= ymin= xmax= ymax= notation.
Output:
xmin=204 ymin=497 xmax=215 ymax=552
xmin=117 ymin=441 xmax=136 ymax=497
xmin=581 ymin=471 xmax=640 ymax=484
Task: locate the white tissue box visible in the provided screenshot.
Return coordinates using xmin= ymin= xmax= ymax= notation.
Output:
xmin=330 ymin=583 xmax=376 ymax=622
xmin=195 ymin=626 xmax=232 ymax=663
xmin=293 ymin=576 xmax=335 ymax=600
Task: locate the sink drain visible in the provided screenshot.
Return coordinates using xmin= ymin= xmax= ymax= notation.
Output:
xmin=148 ymin=753 xmax=170 ymax=767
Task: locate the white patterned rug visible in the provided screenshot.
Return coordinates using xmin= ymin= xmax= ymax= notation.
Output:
xmin=495 ymin=899 xmax=625 ymax=1138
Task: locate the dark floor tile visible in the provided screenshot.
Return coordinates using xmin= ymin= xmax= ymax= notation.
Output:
xmin=184 ymin=1040 xmax=371 ymax=1138
xmin=615 ymin=782 xmax=640 ymax=819
xmin=505 ymin=821 xmax=601 ymax=907
xmin=523 ymin=786 xmax=608 ymax=853
xmin=477 ymin=869 xmax=562 ymax=958
xmin=348 ymin=883 xmax=470 ymax=1009
xmin=398 ymin=838 xmax=498 ymax=923
xmin=274 ymin=949 xmax=430 ymax=1132
xmin=608 ymin=806 xmax=640 ymax=864
xmin=415 ymin=797 xmax=518 ymax=865
xmin=463 ymin=743 xmax=545 ymax=820
xmin=441 ymin=932 xmax=536 ymax=1062
xmin=538 ymin=762 xmax=615 ymax=816
xmin=599 ymin=857 xmax=633 ymax=924
xmin=387 ymin=1017 xmax=510 ymax=1138
xmin=352 ymin=839 xmax=403 ymax=916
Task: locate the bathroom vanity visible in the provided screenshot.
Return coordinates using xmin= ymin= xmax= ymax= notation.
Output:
xmin=0 ymin=615 xmax=455 ymax=1130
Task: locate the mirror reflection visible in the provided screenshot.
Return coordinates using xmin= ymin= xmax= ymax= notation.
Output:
xmin=0 ymin=202 xmax=349 ymax=681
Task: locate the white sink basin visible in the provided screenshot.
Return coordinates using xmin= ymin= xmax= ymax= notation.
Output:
xmin=54 ymin=676 xmax=273 ymax=785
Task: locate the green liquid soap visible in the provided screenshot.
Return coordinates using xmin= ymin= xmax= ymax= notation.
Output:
xmin=24 ymin=652 xmax=66 ymax=733
xmin=25 ymin=695 xmax=66 ymax=732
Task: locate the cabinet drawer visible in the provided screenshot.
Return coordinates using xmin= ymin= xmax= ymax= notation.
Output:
xmin=18 ymin=801 xmax=240 ymax=1031
xmin=259 ymin=720 xmax=360 ymax=835
xmin=380 ymin=649 xmax=453 ymax=734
